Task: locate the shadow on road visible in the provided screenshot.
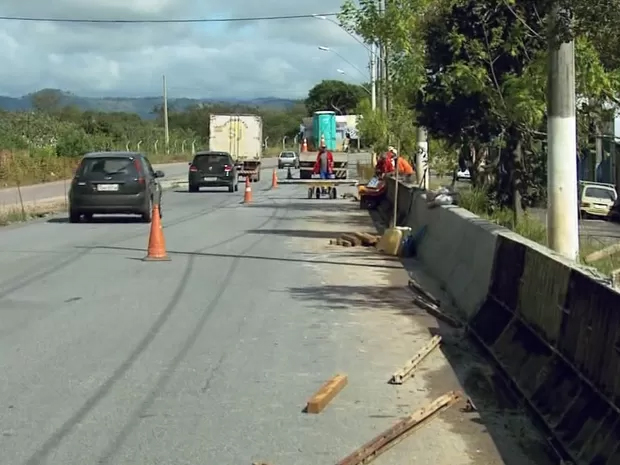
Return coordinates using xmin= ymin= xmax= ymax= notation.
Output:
xmin=289 ymin=284 xmax=416 ymax=312
xmin=276 ymin=213 xmax=374 ymax=229
xmin=245 ymin=228 xmax=350 ymax=239
xmin=245 ymin=201 xmax=353 ymax=212
xmin=172 ymin=189 xmax=233 ymax=194
xmin=47 ymin=216 xmax=145 ymax=224
xmin=78 ymin=245 xmax=403 ymax=270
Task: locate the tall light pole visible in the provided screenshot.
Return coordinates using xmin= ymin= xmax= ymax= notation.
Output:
xmin=369 ymin=44 xmax=376 ymax=110
xmin=162 ymin=75 xmax=169 ymax=154
xmin=319 ymin=46 xmax=375 ymax=110
xmin=378 ymin=0 xmax=387 ymax=112
xmin=313 ymin=15 xmax=377 ymax=110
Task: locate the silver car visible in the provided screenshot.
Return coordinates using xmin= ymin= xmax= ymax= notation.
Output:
xmin=278 ymin=151 xmax=299 ymax=169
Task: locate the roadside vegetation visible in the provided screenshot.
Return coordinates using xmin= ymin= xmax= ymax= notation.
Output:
xmin=338 ymin=0 xmax=620 ymax=276
xmin=0 ymin=89 xmax=310 ymax=188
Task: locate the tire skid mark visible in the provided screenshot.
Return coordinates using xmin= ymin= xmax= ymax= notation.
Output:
xmin=23 ymin=255 xmax=197 ymax=465
xmin=22 ymin=191 xmax=290 ymax=464
xmin=96 ymin=196 xmax=293 ymax=464
xmin=0 ymin=194 xmax=237 ymax=301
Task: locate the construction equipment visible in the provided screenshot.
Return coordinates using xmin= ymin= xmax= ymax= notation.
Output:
xmin=298 ymin=151 xmax=350 ymax=180
xmin=278 ymin=178 xmax=359 ymax=199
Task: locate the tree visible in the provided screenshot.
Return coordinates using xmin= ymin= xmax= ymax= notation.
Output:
xmin=339 ymin=0 xmax=430 ymax=106
xmin=415 ymin=0 xmax=620 ymax=215
xmin=30 ymin=89 xmax=63 ymax=113
xmin=305 ymin=80 xmax=367 ymax=115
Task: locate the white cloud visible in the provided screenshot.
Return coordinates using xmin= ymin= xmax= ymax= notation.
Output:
xmin=0 ymin=1 xmax=372 ymax=100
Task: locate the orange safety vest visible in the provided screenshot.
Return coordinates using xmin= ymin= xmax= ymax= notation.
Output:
xmin=396 ymin=157 xmax=414 ymax=175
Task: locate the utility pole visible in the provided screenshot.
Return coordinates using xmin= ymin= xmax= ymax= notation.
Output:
xmin=370 ymin=43 xmax=376 ymax=110
xmin=378 ymin=0 xmax=387 ymax=113
xmin=162 ymin=75 xmax=169 ymax=154
xmin=546 ymin=4 xmax=579 ymax=260
xmin=383 ymin=0 xmax=391 ymax=114
xmin=416 ymin=126 xmax=429 ymax=189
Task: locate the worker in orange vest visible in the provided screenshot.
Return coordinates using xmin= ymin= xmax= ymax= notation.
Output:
xmin=388 ymin=146 xmax=415 ymax=183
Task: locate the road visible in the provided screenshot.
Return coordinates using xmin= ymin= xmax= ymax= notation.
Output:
xmin=529 ymin=207 xmax=620 ymax=245
xmin=0 ymin=157 xmax=549 ymax=464
xmin=440 ymin=177 xmax=620 ymax=244
xmin=0 ymin=151 xmax=374 ymax=208
xmin=0 ymin=158 xmax=283 ymax=208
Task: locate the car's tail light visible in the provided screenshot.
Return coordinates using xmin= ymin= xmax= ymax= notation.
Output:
xmin=133 ymin=159 xmax=145 ymax=184
xmin=189 ymin=165 xmax=198 ymax=172
xmin=224 ymin=164 xmax=232 ymax=172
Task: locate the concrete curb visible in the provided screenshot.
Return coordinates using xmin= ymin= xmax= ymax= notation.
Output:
xmin=385 ymin=176 xmax=620 ymax=463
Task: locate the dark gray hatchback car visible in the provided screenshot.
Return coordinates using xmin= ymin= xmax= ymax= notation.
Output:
xmin=68 ymin=151 xmax=164 ymax=223
xmin=188 ymin=151 xmax=238 ymax=192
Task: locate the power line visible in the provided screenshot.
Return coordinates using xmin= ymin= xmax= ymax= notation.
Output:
xmin=0 ymin=12 xmax=338 ymax=24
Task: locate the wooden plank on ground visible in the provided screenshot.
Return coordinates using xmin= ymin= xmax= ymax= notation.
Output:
xmin=335 ymin=391 xmax=462 ymax=465
xmin=408 ymin=278 xmax=440 ymax=306
xmin=341 ymin=233 xmax=362 ymax=246
xmin=413 ymin=297 xmax=462 ymax=328
xmin=306 ymin=374 xmax=348 ymax=414
xmin=389 ymin=335 xmax=442 ymax=384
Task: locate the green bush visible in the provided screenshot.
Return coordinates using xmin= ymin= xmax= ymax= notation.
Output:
xmin=55 ymin=128 xmax=92 ymax=157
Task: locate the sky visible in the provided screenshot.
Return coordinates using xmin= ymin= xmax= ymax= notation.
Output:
xmin=0 ymin=1 xmax=372 ymax=100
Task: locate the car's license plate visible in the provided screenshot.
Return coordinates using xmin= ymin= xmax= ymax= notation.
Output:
xmin=97 ymin=184 xmax=119 ymax=191
xmin=204 ymin=177 xmax=217 ymax=181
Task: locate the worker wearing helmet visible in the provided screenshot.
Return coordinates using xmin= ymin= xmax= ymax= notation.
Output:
xmin=375 ymin=151 xmax=394 ymax=177
xmin=389 ymin=146 xmax=415 ymax=183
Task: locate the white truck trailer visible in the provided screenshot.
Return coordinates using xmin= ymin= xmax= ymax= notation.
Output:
xmin=209 ymin=114 xmax=263 ymax=181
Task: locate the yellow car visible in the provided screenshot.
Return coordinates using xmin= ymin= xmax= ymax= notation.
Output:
xmin=579 ymin=181 xmax=617 ymax=219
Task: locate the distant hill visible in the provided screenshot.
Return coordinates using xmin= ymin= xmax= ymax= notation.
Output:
xmin=0 ymin=89 xmax=300 ymax=119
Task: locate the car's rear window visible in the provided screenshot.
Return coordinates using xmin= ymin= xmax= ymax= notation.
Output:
xmin=585 ymin=187 xmax=616 ymax=201
xmin=280 ymin=152 xmax=295 ymax=158
xmin=193 ymin=154 xmax=231 ymax=169
xmin=78 ymin=157 xmax=139 ymax=177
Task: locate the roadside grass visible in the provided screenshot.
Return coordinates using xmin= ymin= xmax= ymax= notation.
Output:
xmin=0 ymin=148 xmax=284 ymax=189
xmin=0 ymin=150 xmax=190 ymax=188
xmin=0 ymin=202 xmax=67 ymax=226
xmin=458 ymin=187 xmax=620 ymax=276
xmin=355 ymin=163 xmax=620 ymax=276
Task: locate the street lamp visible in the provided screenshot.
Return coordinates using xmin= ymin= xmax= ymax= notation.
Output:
xmin=337 ymin=69 xmax=372 ymax=95
xmin=313 ymin=14 xmax=377 ymax=111
xmin=313 ymin=15 xmax=372 ymax=53
xmin=318 ymin=46 xmax=368 ymax=82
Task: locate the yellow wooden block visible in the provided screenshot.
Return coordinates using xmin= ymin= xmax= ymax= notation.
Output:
xmin=306 ymin=374 xmax=348 ymax=414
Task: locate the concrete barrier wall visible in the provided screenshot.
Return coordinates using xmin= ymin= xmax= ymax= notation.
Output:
xmin=385 ymin=177 xmax=620 ymax=463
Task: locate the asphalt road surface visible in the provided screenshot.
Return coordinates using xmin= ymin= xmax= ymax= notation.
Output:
xmin=529 ymin=207 xmax=620 ymax=244
xmin=0 ymin=159 xmax=283 ymax=208
xmin=0 ymin=159 xmax=551 ymax=465
xmin=0 ymin=152 xmax=373 ymax=208
xmin=9 ymin=153 xmax=507 ymax=464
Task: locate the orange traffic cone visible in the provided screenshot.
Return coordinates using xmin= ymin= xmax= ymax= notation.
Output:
xmin=302 ymin=138 xmax=308 ymax=152
xmin=244 ymin=177 xmax=252 ymax=203
xmin=143 ymin=204 xmax=170 ymax=261
xmin=271 ymin=168 xmax=278 ymax=188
